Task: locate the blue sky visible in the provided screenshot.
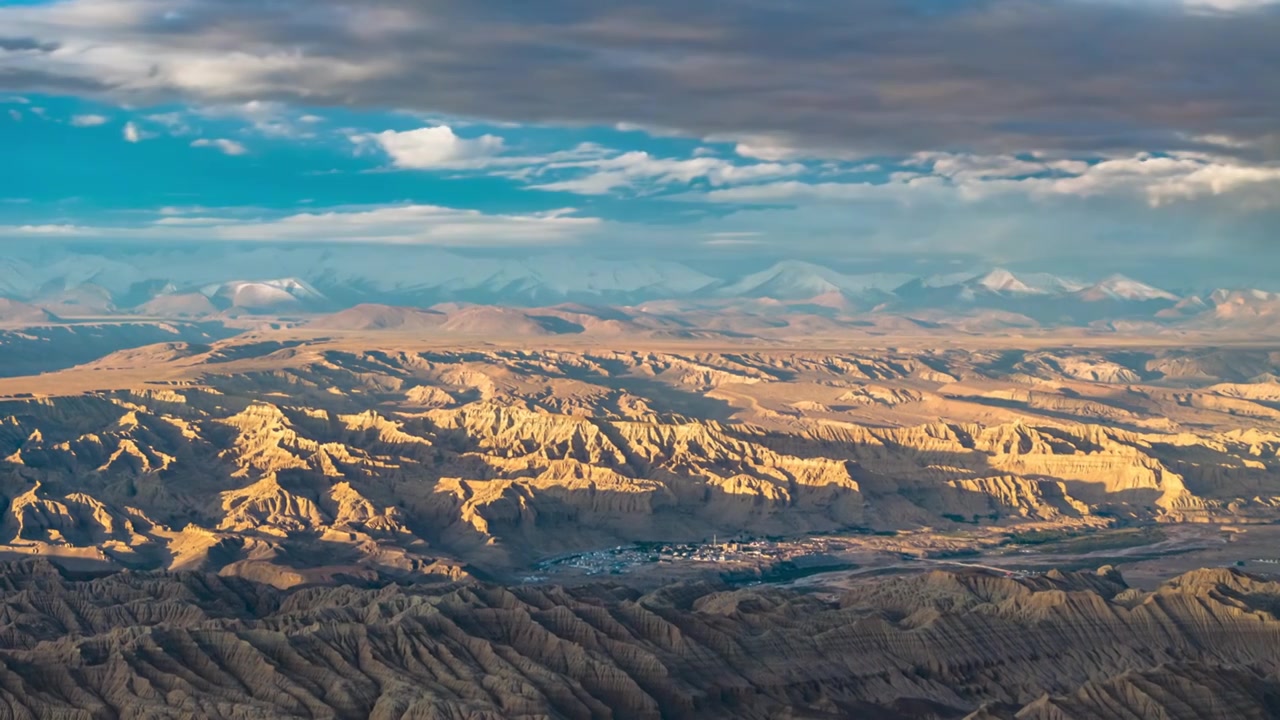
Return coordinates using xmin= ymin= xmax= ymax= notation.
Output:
xmin=1 ymin=0 xmax=1277 ymax=284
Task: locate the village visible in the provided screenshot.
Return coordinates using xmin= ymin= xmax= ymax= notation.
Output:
xmin=531 ymin=534 xmax=850 ymax=580
xmin=523 ymin=525 xmax=1177 ymax=586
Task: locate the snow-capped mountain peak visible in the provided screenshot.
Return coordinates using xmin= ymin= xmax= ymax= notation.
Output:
xmin=715 ymin=260 xmax=911 ymax=300
xmin=1083 ymin=274 xmax=1179 ymax=302
xmin=917 ymin=270 xmax=983 ymax=289
xmin=1209 ymin=288 xmax=1280 ymax=304
xmin=967 ymin=269 xmax=1088 ymax=296
xmin=0 ymin=244 xmax=1249 ymax=326
xmin=1017 ymin=272 xmax=1088 ymax=294
xmin=715 ymin=261 xmax=842 ymax=299
xmin=201 ymin=277 xmax=329 ymax=313
xmin=973 ymin=269 xmax=1046 ymax=295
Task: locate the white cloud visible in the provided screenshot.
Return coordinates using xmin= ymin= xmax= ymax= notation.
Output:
xmin=0 ymin=204 xmax=601 ymax=246
xmin=734 ymin=139 xmax=800 ymax=162
xmin=907 ymin=152 xmax=1090 ymax=181
xmin=351 ymin=125 xmax=507 ymax=169
xmin=962 ymin=153 xmax=1280 ymax=205
xmin=198 ymin=205 xmax=598 ymax=244
xmin=0 ymin=224 xmax=90 ymax=236
xmin=157 ymin=205 xmax=216 ymax=216
xmin=528 ymin=151 xmax=804 ymax=195
xmin=121 ymin=120 xmax=153 ymax=142
xmin=1179 ymin=0 xmax=1279 ymax=9
xmin=191 ymin=138 xmax=248 ymax=155
xmin=153 ymin=216 xmax=247 ymax=226
xmin=197 ymin=101 xmax=318 ymax=138
xmin=703 ymin=151 xmax=1280 ymax=207
xmin=704 ymin=178 xmax=949 ymax=204
xmin=719 ymin=134 xmax=871 ymax=163
xmin=6 ymin=109 xmax=19 ymax=122
xmin=346 ymin=126 xmax=785 ymax=195
xmin=145 ymin=111 xmax=194 ymax=135
xmin=704 ymin=231 xmax=764 ymax=247
xmin=70 ymin=113 xmax=109 ymax=127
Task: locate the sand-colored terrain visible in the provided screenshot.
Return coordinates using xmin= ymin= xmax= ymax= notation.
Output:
xmin=1 ymin=332 xmax=1279 ymax=586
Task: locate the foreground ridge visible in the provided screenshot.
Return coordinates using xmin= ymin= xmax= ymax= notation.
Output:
xmin=0 ymin=561 xmax=1276 ymax=718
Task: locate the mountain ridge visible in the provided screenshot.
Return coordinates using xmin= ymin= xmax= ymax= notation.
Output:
xmin=0 ymin=248 xmax=1275 ymax=333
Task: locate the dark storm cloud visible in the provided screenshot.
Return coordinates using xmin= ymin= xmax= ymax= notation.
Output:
xmin=1 ymin=0 xmax=1278 ymax=154
xmin=0 ymin=37 xmax=58 ymax=53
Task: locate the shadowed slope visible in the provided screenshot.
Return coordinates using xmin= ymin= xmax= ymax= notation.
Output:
xmin=0 ymin=563 xmax=1276 ymax=718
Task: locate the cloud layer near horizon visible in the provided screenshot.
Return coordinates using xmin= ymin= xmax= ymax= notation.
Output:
xmin=0 ymin=0 xmax=1277 ymax=287
xmin=1 ymin=0 xmax=1278 ymax=157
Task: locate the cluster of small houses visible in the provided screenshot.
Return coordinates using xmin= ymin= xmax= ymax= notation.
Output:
xmin=535 ymin=538 xmax=800 ymax=576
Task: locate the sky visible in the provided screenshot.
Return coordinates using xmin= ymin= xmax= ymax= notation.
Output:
xmin=0 ymin=0 xmax=1278 ymax=285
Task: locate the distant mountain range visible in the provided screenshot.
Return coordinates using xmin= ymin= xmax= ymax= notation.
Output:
xmin=0 ymin=247 xmax=1276 ymax=332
